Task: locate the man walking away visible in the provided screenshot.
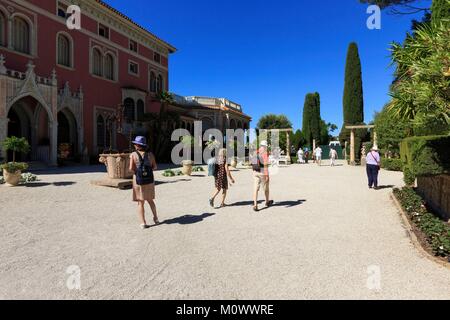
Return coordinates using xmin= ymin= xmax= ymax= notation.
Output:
xmin=315 ymin=146 xmax=323 ymax=166
xmin=252 ymin=141 xmax=274 ymax=212
xmin=329 ymin=147 xmax=338 ymax=167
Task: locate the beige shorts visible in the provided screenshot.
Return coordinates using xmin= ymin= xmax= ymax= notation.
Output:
xmin=253 ymin=172 xmax=269 ymax=192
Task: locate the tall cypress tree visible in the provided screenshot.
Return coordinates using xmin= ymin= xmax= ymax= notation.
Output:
xmin=339 ymin=42 xmax=366 ymax=160
xmin=343 ymin=42 xmax=364 ymax=126
xmin=310 ymin=92 xmax=322 ymax=144
xmin=303 ymin=92 xmax=323 ymax=147
xmin=302 ymin=93 xmax=313 ymax=147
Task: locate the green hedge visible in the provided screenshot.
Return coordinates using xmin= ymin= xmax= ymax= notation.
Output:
xmin=381 ymin=158 xmax=403 ymax=171
xmin=394 ymin=187 xmax=450 ymax=258
xmin=400 ymin=135 xmax=450 ymax=184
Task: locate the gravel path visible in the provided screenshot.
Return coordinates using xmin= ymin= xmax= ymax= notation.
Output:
xmin=0 ymin=161 xmax=449 ymax=300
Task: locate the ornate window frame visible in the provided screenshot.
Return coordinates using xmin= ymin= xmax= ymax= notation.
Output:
xmin=56 ymin=31 xmax=74 ymax=70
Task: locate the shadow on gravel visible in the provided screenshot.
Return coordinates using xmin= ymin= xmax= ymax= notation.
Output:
xmin=161 ymin=213 xmax=215 ymax=225
xmin=229 ymin=199 xmax=306 ymax=210
xmin=155 ymin=179 xmax=191 ymax=186
xmin=24 ymin=181 xmax=77 ymax=187
xmin=376 ymin=185 xmax=395 ymax=190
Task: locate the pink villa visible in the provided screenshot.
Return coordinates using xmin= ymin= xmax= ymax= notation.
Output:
xmin=0 ymin=0 xmax=251 ymax=165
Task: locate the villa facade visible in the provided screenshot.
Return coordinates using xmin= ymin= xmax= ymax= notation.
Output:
xmin=0 ymin=0 xmax=251 ymax=165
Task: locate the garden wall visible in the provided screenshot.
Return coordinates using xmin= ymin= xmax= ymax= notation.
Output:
xmin=417 ymin=174 xmax=450 ymax=222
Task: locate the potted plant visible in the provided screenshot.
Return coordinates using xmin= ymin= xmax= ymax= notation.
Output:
xmin=180 ymin=135 xmax=195 ymax=176
xmin=1 ymin=136 xmax=30 ymax=187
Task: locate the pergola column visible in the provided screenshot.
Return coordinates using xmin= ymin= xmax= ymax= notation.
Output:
xmin=373 ymin=131 xmax=378 ymax=149
xmin=286 ymin=131 xmax=291 ymax=164
xmin=350 ymin=129 xmax=355 ymax=165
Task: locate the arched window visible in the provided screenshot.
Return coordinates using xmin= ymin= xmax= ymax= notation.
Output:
xmin=13 ymin=16 xmax=30 ymax=54
xmin=136 ymin=99 xmax=145 ymax=121
xmin=92 ymin=48 xmax=103 ymax=76
xmin=0 ymin=12 xmax=5 ymax=47
xmin=150 ymin=72 xmax=156 ymax=93
xmin=123 ymin=98 xmax=135 ymax=123
xmin=104 ymin=54 xmax=114 ymax=80
xmin=97 ymin=115 xmax=105 ymax=148
xmin=156 ymin=74 xmax=163 ymax=93
xmin=57 ymin=34 xmax=71 ymax=67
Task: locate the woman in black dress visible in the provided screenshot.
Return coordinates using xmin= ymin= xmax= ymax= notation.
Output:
xmin=209 ymin=149 xmax=235 ymax=208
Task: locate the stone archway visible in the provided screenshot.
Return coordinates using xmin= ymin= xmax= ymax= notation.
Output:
xmin=6 ymin=95 xmax=54 ymax=163
xmin=58 ymin=108 xmax=78 ymax=159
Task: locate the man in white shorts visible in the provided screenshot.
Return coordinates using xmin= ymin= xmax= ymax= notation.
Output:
xmin=315 ymin=146 xmax=323 ymax=166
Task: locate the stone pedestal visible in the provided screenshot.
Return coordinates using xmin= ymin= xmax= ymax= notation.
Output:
xmin=99 ymin=154 xmax=133 ymax=179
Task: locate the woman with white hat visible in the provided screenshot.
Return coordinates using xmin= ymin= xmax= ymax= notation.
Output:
xmin=128 ymin=136 xmax=160 ymax=229
xmin=366 ymin=146 xmax=381 ymax=190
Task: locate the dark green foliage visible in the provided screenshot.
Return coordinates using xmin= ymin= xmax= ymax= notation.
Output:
xmin=374 ymin=104 xmax=412 ymax=156
xmin=339 ymin=43 xmax=366 ymax=159
xmin=400 ymin=135 xmax=450 ymax=183
xmin=257 ymin=114 xmax=292 ymax=130
xmin=310 ymin=93 xmax=322 ymax=144
xmin=302 ymin=93 xmax=325 ymax=147
xmin=431 ymin=0 xmax=450 ymax=24
xmin=291 ymin=130 xmax=306 ymax=151
xmin=394 ymin=187 xmax=450 ymax=257
xmin=381 ymin=158 xmax=404 ymax=171
xmin=257 ymin=114 xmax=293 ymax=152
xmin=302 ymin=94 xmax=314 ymax=147
xmin=343 ymin=43 xmax=364 ymax=126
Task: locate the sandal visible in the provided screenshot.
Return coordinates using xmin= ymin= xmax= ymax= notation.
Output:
xmin=219 ymin=203 xmax=227 ymax=208
xmin=266 ymin=200 xmax=274 ymax=207
xmin=253 ymin=206 xmax=259 ymax=212
xmin=140 ymin=224 xmax=150 ymax=230
xmin=153 ymin=217 xmax=160 ymax=225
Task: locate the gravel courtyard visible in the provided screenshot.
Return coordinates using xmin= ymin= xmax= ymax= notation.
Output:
xmin=1 ymin=161 xmax=449 ymax=300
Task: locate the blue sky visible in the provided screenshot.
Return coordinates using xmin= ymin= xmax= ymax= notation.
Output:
xmin=105 ymin=0 xmax=430 ymax=132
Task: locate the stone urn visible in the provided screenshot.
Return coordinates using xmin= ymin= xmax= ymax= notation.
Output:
xmin=230 ymin=157 xmax=238 ymax=168
xmin=3 ymin=169 xmax=21 ymax=187
xmin=99 ymin=153 xmax=133 ymax=179
xmin=181 ymin=160 xmax=194 ymax=176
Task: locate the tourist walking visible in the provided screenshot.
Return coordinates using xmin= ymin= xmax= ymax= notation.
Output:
xmin=315 ymin=146 xmax=323 ymax=166
xmin=252 ymin=141 xmax=274 ymax=212
xmin=297 ymin=148 xmax=305 ymax=164
xmin=366 ymin=146 xmax=381 ymax=190
xmin=304 ymin=148 xmax=310 ymax=164
xmin=329 ymin=148 xmax=338 ymax=166
xmin=209 ymin=148 xmax=235 ymax=208
xmin=129 ymin=136 xmax=159 ymax=229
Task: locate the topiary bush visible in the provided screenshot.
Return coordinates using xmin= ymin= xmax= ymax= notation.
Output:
xmin=381 ymin=158 xmax=403 ymax=172
xmin=400 ymin=135 xmax=450 ymax=183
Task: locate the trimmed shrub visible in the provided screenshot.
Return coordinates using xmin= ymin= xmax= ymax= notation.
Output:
xmin=394 ymin=187 xmax=450 ymax=258
xmin=381 ymin=158 xmax=403 ymax=172
xmin=400 ymin=135 xmax=450 ymax=182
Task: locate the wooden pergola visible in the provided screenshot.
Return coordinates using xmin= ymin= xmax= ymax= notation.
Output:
xmin=258 ymin=128 xmax=294 ymax=164
xmin=345 ymin=125 xmax=377 ymax=165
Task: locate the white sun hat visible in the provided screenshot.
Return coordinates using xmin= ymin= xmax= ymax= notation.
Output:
xmin=260 ymin=140 xmax=268 ymax=147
